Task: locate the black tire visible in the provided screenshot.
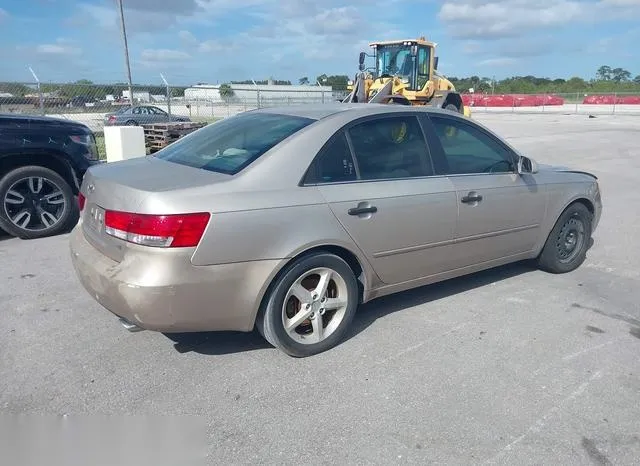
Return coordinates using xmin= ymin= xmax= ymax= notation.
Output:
xmin=125 ymin=120 xmax=138 ymax=126
xmin=444 ymin=103 xmax=460 ymax=113
xmin=256 ymin=252 xmax=359 ymax=357
xmin=536 ymin=202 xmax=593 ymax=274
xmin=0 ymin=165 xmax=79 ymax=239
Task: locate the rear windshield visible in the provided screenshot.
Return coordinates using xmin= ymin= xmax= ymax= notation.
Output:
xmin=154 ymin=112 xmax=315 ymax=175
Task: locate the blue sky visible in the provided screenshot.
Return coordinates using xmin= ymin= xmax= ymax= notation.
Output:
xmin=1 ymin=0 xmax=639 ymax=85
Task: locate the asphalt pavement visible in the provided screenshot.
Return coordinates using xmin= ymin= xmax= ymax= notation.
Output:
xmin=1 ymin=113 xmax=639 ymax=465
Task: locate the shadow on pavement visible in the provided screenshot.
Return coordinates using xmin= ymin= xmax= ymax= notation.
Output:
xmin=346 ymin=261 xmax=535 ymax=342
xmin=163 ymin=330 xmax=272 ymax=356
xmin=164 ymin=261 xmax=536 ymax=357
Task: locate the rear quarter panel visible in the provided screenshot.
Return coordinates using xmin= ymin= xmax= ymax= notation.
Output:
xmin=182 ymin=186 xmax=370 ymax=266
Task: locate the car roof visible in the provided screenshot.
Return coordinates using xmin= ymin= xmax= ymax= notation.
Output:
xmin=255 ymin=102 xmax=456 ymax=121
xmin=0 ymin=113 xmax=89 ymax=127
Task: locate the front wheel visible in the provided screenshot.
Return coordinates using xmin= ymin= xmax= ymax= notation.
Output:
xmin=257 ymin=252 xmax=359 ymax=357
xmin=444 ymin=103 xmax=460 ymax=113
xmin=536 ymin=202 xmax=593 ymax=274
xmin=0 ymin=165 xmax=79 ymax=239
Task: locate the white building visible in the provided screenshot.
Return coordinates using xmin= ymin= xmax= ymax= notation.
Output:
xmin=122 ymin=90 xmax=151 ymax=103
xmin=184 ymin=82 xmax=334 ymax=105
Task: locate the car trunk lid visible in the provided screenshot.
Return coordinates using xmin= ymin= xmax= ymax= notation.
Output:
xmin=80 ymin=156 xmax=229 ymax=262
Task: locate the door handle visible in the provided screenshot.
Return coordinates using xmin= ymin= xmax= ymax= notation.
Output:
xmin=461 ymin=192 xmax=483 ymax=204
xmin=348 ymin=203 xmax=378 ymax=216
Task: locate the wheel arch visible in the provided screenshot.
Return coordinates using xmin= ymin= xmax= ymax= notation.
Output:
xmin=534 ymin=196 xmax=596 ymax=257
xmin=430 ymin=91 xmax=463 ymax=112
xmin=0 ymin=152 xmax=79 ymax=194
xmin=568 ymin=197 xmax=594 ymax=215
xmin=250 ymin=243 xmax=369 ymax=330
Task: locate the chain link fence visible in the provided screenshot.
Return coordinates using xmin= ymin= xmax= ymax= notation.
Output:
xmin=1 ymin=81 xmax=639 ymax=135
xmin=0 ymin=81 xmax=348 ymax=132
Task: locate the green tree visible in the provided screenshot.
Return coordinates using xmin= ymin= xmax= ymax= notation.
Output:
xmin=596 ymin=65 xmax=612 ymax=81
xmin=298 ymin=77 xmax=309 ymax=85
xmin=0 ymin=82 xmax=31 ymax=96
xmin=634 ymin=75 xmax=640 ymax=84
xmin=563 ymin=77 xmax=588 ymax=92
xmin=612 ymin=68 xmax=631 ymax=82
xmin=219 ymin=83 xmax=234 ymax=102
xmin=315 ymin=74 xmax=349 ymax=91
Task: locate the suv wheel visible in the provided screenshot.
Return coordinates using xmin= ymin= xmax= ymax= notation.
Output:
xmin=0 ymin=165 xmax=79 ymax=239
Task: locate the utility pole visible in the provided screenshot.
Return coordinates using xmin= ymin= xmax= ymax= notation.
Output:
xmin=117 ymin=0 xmax=134 ymax=106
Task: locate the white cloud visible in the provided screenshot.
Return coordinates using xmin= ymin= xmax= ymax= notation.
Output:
xmin=178 ymin=30 xmax=198 ymax=45
xmin=36 ymin=38 xmax=82 ymax=56
xmin=601 ymin=0 xmax=640 ymax=5
xmin=438 ymin=1 xmax=583 ymax=39
xmin=141 ymin=49 xmax=192 ymax=61
xmin=198 ymin=40 xmax=228 ymax=53
xmin=477 ymin=57 xmax=519 ymax=66
xmin=438 ymin=0 xmax=640 ymax=39
xmin=0 ymin=8 xmax=8 ymax=21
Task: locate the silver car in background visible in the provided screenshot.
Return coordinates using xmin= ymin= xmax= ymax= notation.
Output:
xmin=103 ymin=105 xmax=191 ymax=126
xmin=70 ymin=103 xmax=602 ymax=357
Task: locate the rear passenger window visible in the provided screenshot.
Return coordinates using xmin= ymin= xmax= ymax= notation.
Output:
xmin=310 ymin=132 xmax=357 ymax=183
xmin=347 ymin=116 xmax=433 ymax=180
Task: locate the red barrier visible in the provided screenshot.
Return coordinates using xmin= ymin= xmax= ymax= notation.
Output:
xmin=582 ymin=95 xmax=640 ymax=105
xmin=462 ymin=94 xmax=565 ymax=107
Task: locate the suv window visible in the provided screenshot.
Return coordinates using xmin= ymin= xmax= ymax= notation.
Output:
xmin=155 ymin=112 xmax=314 ymax=175
xmin=308 ymin=132 xmax=357 ymax=183
xmin=347 ymin=116 xmax=433 ymax=180
xmin=429 ymin=116 xmax=516 ymax=175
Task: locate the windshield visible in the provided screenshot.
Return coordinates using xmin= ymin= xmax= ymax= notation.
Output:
xmin=376 ymin=44 xmax=414 ymax=80
xmin=154 ymin=112 xmax=315 ymax=175
xmin=375 ymin=44 xmax=431 ymax=91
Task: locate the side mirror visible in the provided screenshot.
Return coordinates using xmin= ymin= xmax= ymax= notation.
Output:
xmin=517 ymin=156 xmax=538 ymax=174
xmin=434 ymin=56 xmax=439 ymax=71
xmin=358 ymin=52 xmax=366 ymax=71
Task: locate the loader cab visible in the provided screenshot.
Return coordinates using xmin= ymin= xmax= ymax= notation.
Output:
xmin=372 ymin=40 xmax=434 ymax=91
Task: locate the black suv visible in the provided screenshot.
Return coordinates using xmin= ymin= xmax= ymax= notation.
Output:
xmin=0 ymin=114 xmax=102 ymax=239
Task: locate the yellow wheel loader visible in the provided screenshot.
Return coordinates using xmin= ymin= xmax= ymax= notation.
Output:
xmin=342 ymin=37 xmax=471 ymax=118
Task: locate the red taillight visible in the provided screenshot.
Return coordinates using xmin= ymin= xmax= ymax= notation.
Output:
xmin=108 ymin=115 xmax=116 ymax=122
xmin=103 ymin=211 xmax=210 ymax=248
xmin=78 ymin=193 xmax=86 ymax=211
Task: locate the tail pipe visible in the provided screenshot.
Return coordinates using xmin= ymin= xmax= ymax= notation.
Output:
xmin=119 ymin=317 xmax=144 ymax=332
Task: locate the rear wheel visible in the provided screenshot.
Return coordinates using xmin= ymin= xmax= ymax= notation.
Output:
xmin=536 ymin=202 xmax=592 ymax=273
xmin=257 ymin=252 xmax=359 ymax=357
xmin=0 ymin=165 xmax=78 ymax=239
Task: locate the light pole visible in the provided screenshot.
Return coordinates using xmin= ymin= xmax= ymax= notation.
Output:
xmin=117 ymin=0 xmax=133 ymax=106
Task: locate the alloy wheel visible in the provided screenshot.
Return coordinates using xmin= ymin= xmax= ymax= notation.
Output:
xmin=3 ymin=176 xmax=67 ymax=232
xmin=281 ymin=267 xmax=349 ymax=345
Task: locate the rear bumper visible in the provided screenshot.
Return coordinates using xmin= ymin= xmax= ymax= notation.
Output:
xmin=69 ymin=226 xmax=282 ymax=333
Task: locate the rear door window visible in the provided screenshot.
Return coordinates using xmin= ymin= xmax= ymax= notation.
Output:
xmin=346 ymin=115 xmax=434 ymax=180
xmin=154 ymin=112 xmax=315 ymax=175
